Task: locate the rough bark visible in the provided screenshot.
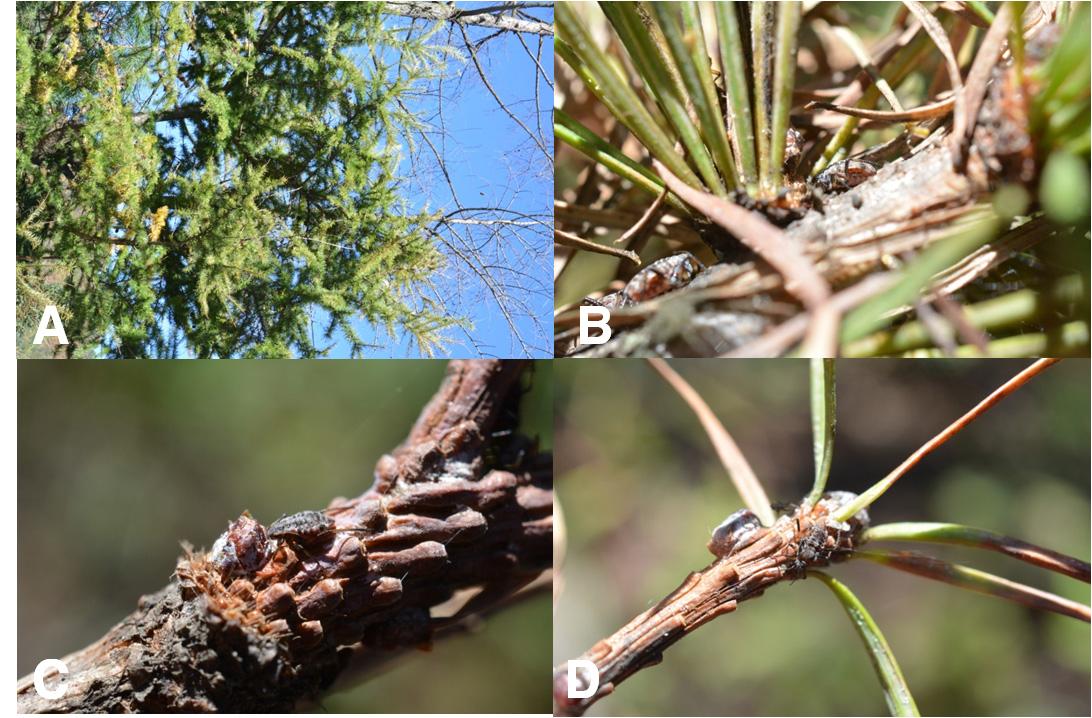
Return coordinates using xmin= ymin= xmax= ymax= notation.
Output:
xmin=16 ymin=360 xmax=552 ymax=713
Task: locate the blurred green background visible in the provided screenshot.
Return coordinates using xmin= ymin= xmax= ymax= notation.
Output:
xmin=555 ymin=359 xmax=1089 ymax=716
xmin=18 ymin=359 xmax=552 ymax=713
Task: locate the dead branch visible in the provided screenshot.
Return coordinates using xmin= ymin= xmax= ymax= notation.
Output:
xmin=16 ymin=360 xmax=552 ymax=713
xmin=384 ymin=1 xmax=553 ymax=36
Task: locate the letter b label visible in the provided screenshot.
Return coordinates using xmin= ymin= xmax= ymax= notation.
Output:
xmin=579 ymin=306 xmax=611 ymax=346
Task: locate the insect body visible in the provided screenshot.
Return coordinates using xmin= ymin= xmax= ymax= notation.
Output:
xmin=707 ymin=508 xmax=764 ymax=559
xmin=586 ymin=252 xmax=705 ymax=309
xmin=267 ymin=510 xmax=338 ymax=545
xmin=811 ymin=158 xmax=879 ymax=194
xmin=782 ymin=127 xmax=805 ymax=175
xmin=795 ymin=523 xmax=833 ymax=564
xmin=266 ymin=509 xmax=373 ymax=560
xmin=211 ymin=512 xmax=273 ymax=576
xmin=784 ymin=491 xmax=869 ymax=579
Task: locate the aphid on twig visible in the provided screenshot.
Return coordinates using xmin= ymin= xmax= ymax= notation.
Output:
xmin=781 ymin=521 xmax=834 ymax=580
xmin=707 ymin=508 xmax=764 ymax=559
xmin=623 ymin=252 xmax=705 ymax=304
xmin=783 ymin=491 xmax=869 ymax=580
xmin=585 ymin=252 xmax=706 ymax=309
xmin=210 ymin=512 xmax=272 ymax=577
xmin=783 ymin=127 xmax=805 ymax=176
xmin=267 ymin=510 xmax=339 ymax=544
xmin=268 ymin=509 xmax=370 ymax=551
xmin=811 ymin=158 xmax=879 ymax=194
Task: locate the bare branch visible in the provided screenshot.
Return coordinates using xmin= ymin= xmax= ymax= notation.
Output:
xmin=383 ymin=1 xmax=553 ymax=36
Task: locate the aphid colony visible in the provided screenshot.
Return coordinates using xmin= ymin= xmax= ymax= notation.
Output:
xmin=211 ymin=510 xmax=367 ymax=578
xmin=706 ymin=491 xmax=869 ymax=579
xmin=577 ymin=156 xmax=881 ymax=315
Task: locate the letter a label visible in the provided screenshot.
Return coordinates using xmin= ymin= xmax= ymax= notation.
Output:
xmin=33 ymin=305 xmax=68 ymax=346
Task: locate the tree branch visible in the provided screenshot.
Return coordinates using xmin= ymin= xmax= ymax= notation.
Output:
xmin=16 ymin=360 xmax=551 ymax=713
xmin=554 ymin=496 xmax=869 ymax=716
xmin=383 ymin=1 xmax=553 ymax=36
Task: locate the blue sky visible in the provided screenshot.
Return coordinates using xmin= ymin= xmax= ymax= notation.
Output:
xmin=333 ymin=4 xmax=554 ymax=358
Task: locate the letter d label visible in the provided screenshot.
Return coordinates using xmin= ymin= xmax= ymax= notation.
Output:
xmin=567 ymin=659 xmax=599 ymax=699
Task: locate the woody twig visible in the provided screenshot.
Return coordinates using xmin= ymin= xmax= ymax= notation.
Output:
xmin=554 ymin=495 xmax=868 ymax=716
xmin=16 ymin=360 xmax=552 ymax=713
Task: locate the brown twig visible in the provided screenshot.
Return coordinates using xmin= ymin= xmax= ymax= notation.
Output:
xmin=806 ymin=96 xmax=956 ymax=122
xmin=16 ymin=360 xmax=552 ymax=713
xmin=615 ymin=186 xmax=670 ymax=245
xmin=554 ymin=228 xmax=642 ymax=265
xmin=554 ymin=498 xmax=869 ymax=716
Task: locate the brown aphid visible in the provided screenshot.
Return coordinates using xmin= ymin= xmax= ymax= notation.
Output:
xmin=620 ymin=252 xmax=705 ymax=306
xmin=811 ymin=158 xmax=879 ymax=194
xmin=210 ymin=512 xmax=273 ymax=577
xmin=783 ymin=127 xmax=805 ymax=176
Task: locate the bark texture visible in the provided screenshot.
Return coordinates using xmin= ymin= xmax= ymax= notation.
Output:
xmin=17 ymin=360 xmax=551 ymax=713
xmin=554 ymin=494 xmax=869 ymax=716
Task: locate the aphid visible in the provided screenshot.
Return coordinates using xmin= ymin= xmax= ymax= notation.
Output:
xmin=782 ymin=491 xmax=869 ymax=580
xmin=267 ymin=510 xmax=369 ymax=557
xmin=811 ymin=158 xmax=879 ymax=194
xmin=619 ymin=252 xmax=705 ymax=307
xmin=581 ymin=253 xmax=705 ymax=310
xmin=817 ymin=490 xmax=870 ymax=531
xmin=707 ymin=508 xmax=763 ymax=559
xmin=782 ymin=127 xmax=805 ymax=176
xmin=211 ymin=512 xmax=273 ymax=577
xmin=784 ymin=522 xmax=833 ymax=580
xmin=796 ymin=523 xmax=832 ymax=564
xmin=268 ymin=510 xmax=338 ymax=544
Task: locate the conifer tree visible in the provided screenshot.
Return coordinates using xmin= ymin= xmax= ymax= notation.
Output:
xmin=17 ymin=2 xmax=470 ymax=357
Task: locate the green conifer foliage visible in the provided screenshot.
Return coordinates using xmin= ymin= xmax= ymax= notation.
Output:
xmin=17 ymin=2 xmax=464 ymax=357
